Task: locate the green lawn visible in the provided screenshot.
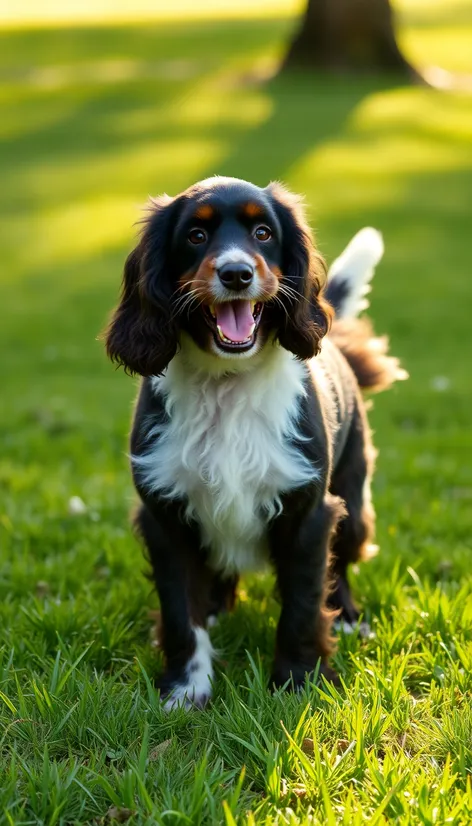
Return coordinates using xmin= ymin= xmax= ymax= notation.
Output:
xmin=1 ymin=2 xmax=472 ymax=823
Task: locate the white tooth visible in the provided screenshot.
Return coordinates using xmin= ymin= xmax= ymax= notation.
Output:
xmin=250 ymin=301 xmax=255 ymax=313
xmin=217 ymin=325 xmax=224 ymax=340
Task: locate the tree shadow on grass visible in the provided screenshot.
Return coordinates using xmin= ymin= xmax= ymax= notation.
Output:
xmin=0 ymin=17 xmax=288 ymax=215
xmin=0 ymin=18 xmax=400 ymax=222
xmin=209 ymin=71 xmax=398 ymax=186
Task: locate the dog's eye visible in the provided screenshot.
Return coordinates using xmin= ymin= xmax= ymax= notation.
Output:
xmin=188 ymin=228 xmax=208 ymax=245
xmin=254 ymin=225 xmax=272 ymax=242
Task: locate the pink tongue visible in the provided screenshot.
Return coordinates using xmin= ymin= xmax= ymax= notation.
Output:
xmin=215 ymin=300 xmax=255 ymax=343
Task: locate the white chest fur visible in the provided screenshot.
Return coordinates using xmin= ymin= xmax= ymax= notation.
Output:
xmin=133 ymin=343 xmax=318 ymax=573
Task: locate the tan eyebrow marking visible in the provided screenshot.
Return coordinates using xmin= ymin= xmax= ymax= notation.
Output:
xmin=242 ymin=202 xmax=264 ymax=218
xmin=194 ymin=204 xmax=214 ymax=220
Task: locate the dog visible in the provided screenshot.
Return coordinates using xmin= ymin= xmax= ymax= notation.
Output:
xmin=104 ymin=176 xmax=406 ymax=710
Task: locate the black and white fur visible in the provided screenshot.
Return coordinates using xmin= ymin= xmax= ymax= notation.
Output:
xmin=104 ymin=177 xmax=405 ymax=709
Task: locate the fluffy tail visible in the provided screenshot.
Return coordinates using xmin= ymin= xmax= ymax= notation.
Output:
xmin=325 ymin=228 xmax=408 ymax=393
xmin=325 ymin=227 xmax=384 ymax=319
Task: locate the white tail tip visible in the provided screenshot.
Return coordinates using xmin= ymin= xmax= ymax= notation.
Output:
xmin=327 ymin=227 xmax=384 ymax=319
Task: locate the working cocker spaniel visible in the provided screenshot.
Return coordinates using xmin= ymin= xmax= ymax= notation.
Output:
xmin=104 ymin=176 xmax=406 ymax=709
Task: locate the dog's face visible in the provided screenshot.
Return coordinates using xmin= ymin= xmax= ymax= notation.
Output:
xmin=169 ymin=180 xmax=284 ymax=360
xmin=105 ymin=177 xmax=332 ymax=375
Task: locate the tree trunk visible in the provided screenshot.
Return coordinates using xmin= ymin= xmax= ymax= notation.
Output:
xmin=283 ymin=0 xmax=419 ymax=79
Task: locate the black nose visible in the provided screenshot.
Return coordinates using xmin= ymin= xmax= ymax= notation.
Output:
xmin=218 ymin=262 xmax=254 ymax=292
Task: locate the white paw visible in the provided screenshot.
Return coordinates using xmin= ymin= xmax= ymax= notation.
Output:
xmin=163 ymin=684 xmax=211 ymax=711
xmin=334 ymin=619 xmax=374 ymax=639
xmin=359 ymin=621 xmax=374 ymax=638
xmin=162 ymin=627 xmax=214 ymax=712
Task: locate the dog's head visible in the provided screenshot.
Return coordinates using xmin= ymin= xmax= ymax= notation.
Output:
xmin=105 ymin=177 xmax=332 ymax=375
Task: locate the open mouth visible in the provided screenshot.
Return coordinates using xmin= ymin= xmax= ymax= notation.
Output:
xmin=203 ymin=300 xmax=263 ymax=352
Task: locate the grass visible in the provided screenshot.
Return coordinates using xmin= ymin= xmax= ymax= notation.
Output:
xmin=1 ymin=1 xmax=472 ymax=823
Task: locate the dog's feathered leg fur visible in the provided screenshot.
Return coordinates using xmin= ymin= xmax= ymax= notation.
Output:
xmin=325 ymin=227 xmax=406 ymax=634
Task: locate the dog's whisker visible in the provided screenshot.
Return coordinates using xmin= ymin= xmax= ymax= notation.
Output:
xmin=276 ymin=283 xmax=310 ymax=305
xmin=174 ymin=279 xmax=211 ymax=297
xmin=266 ymin=292 xmax=290 ymax=322
xmin=172 ymin=298 xmax=198 ymax=319
xmin=172 ymin=286 xmax=206 ymax=315
xmin=171 ymin=293 xmax=200 ymax=318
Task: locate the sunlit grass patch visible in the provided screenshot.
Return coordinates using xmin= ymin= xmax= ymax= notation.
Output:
xmin=0 ymin=0 xmax=302 ymax=28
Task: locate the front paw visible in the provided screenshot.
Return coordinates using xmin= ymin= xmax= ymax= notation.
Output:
xmin=158 ymin=626 xmax=214 ymax=711
xmin=162 ymin=684 xmax=211 ymax=711
xmin=158 ymin=649 xmax=214 ymax=712
xmin=334 ymin=617 xmax=373 ymax=638
xmin=158 ymin=672 xmax=212 ymax=711
xmin=270 ymin=660 xmax=339 ymax=691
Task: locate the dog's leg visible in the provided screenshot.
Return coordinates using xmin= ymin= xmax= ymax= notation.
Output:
xmin=134 ymin=501 xmax=215 ymax=710
xmin=269 ymin=493 xmax=343 ymax=690
xmin=329 ymin=402 xmax=377 ymax=635
xmin=207 ymin=573 xmax=239 ymax=627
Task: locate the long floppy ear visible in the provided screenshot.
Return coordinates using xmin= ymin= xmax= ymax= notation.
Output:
xmin=266 ymin=182 xmax=332 ymax=359
xmin=104 ymin=195 xmax=180 ymax=376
